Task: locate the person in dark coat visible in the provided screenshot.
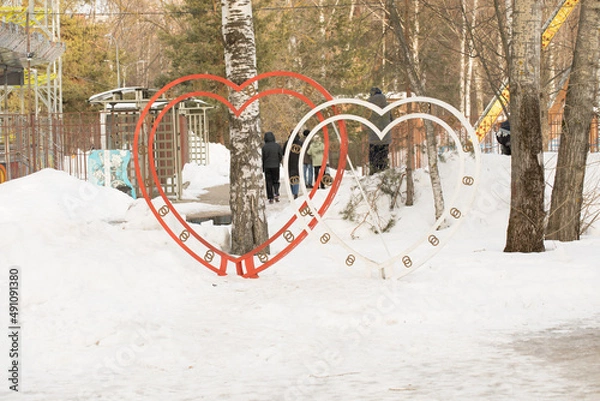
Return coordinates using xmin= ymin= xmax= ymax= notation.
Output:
xmin=366 ymin=87 xmax=393 ymax=174
xmin=496 ymin=120 xmax=511 ymax=156
xmin=262 ymin=131 xmax=283 ymax=203
xmin=283 ymin=132 xmax=302 ymax=199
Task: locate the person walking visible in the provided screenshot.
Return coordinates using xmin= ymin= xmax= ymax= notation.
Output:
xmin=307 ymin=135 xmax=326 ymax=189
xmin=283 ymin=132 xmax=302 ymax=199
xmin=366 ymin=87 xmax=392 ymax=174
xmin=496 ymin=120 xmax=511 ymax=155
xmin=301 ymin=130 xmax=313 ymax=188
xmin=262 ymin=131 xmax=283 ymax=203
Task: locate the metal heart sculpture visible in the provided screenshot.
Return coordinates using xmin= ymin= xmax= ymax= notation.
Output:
xmin=133 ymin=71 xmax=347 ymax=277
xmin=281 ymin=97 xmax=481 ymax=279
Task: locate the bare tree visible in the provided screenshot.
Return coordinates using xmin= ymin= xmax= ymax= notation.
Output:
xmin=504 ymin=0 xmax=545 ymax=252
xmin=100 ymin=0 xmax=171 ymax=88
xmin=221 ymin=0 xmax=269 ymax=255
xmin=459 ymin=0 xmax=480 ymax=122
xmin=546 ymin=0 xmax=600 ymax=241
xmin=386 ymin=0 xmax=445 ymax=221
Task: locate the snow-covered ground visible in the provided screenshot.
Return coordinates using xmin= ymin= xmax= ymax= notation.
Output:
xmin=0 ymin=147 xmax=599 ymax=400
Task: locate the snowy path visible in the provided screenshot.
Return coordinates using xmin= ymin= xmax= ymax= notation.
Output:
xmin=3 ymin=232 xmax=599 ymax=401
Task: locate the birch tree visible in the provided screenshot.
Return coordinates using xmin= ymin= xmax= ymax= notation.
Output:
xmin=546 ymin=0 xmax=600 ymax=241
xmin=504 ymin=0 xmax=545 ymax=252
xmin=386 ymin=0 xmax=445 ymax=221
xmin=221 ymin=0 xmax=269 ymax=255
xmin=459 ymin=0 xmax=479 ymax=122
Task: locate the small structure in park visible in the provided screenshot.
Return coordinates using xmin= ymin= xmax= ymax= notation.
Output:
xmin=1 ymin=3 xmax=65 ymax=180
xmin=88 ymin=87 xmax=212 ymax=199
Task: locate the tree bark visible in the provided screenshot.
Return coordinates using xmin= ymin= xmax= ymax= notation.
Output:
xmin=546 ymin=0 xmax=600 ymax=241
xmin=504 ymin=0 xmax=545 ymax=252
xmin=460 ymin=0 xmax=478 ymax=122
xmin=221 ymin=0 xmax=269 ymax=255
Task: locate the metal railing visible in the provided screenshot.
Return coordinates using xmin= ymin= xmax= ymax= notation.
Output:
xmin=1 ymin=112 xmax=598 ymax=186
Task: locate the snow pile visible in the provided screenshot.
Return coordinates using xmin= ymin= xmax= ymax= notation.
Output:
xmin=181 ymin=142 xmax=230 ymax=199
xmin=0 ymin=149 xmax=598 ymax=400
xmin=0 ymin=168 xmax=133 ymax=224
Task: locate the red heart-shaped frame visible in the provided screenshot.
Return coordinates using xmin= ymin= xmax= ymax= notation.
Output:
xmin=133 ymin=71 xmax=347 ymax=277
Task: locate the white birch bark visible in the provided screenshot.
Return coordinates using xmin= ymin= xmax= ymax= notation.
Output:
xmin=460 ymin=0 xmax=468 ymax=116
xmin=221 ymin=0 xmax=269 ymax=255
xmin=464 ymin=0 xmax=478 ymax=122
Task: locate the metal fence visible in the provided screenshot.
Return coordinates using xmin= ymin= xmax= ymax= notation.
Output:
xmin=0 ymin=111 xmax=206 ymax=198
xmin=1 ymin=111 xmax=598 ymax=186
xmin=386 ymin=114 xmax=599 ymax=171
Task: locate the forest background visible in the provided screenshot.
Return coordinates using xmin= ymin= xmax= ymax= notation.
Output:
xmin=55 ymin=0 xmax=582 ymax=145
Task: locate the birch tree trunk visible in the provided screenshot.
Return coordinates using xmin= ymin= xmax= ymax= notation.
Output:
xmin=546 ymin=0 xmax=600 ymax=241
xmin=460 ymin=0 xmax=468 ymax=117
xmin=221 ymin=0 xmax=269 ymax=255
xmin=464 ymin=0 xmax=478 ymax=122
xmin=403 ymin=0 xmax=415 ymax=207
xmin=504 ymin=0 xmax=545 ymax=252
xmin=386 ymin=0 xmax=445 ymax=221
xmin=460 ymin=0 xmax=478 ymax=122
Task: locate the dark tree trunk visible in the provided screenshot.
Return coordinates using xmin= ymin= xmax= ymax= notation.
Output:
xmin=504 ymin=0 xmax=546 ymax=253
xmin=546 ymin=0 xmax=600 ymax=241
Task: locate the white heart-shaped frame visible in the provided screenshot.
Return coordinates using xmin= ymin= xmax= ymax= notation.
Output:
xmin=282 ymin=96 xmax=481 ymax=279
